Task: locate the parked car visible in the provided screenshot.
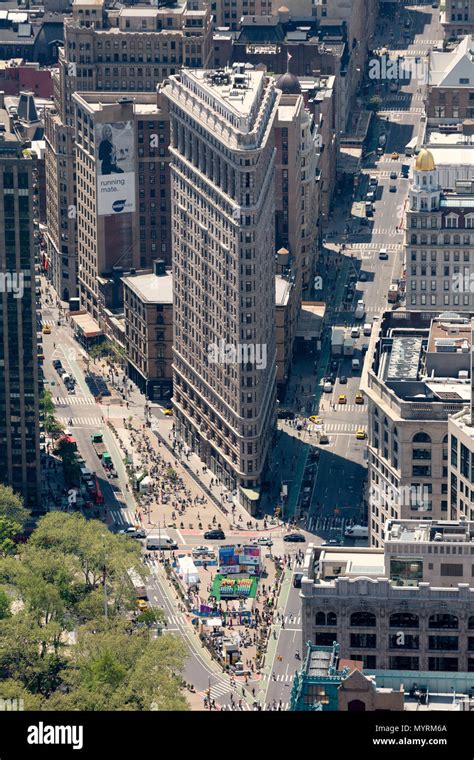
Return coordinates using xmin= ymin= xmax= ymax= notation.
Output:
xmin=204 ymin=529 xmax=226 ymax=540
xmin=284 ymin=533 xmax=306 ymax=543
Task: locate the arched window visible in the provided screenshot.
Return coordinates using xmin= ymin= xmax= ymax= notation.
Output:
xmin=442 ymin=434 xmax=448 ymax=443
xmin=315 ymin=612 xmax=326 ymax=626
xmin=428 ymin=613 xmax=458 ymax=630
xmin=327 ymin=612 xmax=337 ymax=626
xmin=412 ymin=432 xmax=431 ymax=443
xmin=389 ymin=612 xmax=419 ymax=629
xmin=350 ymin=611 xmax=376 ymax=627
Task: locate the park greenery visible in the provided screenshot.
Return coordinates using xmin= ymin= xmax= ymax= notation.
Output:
xmin=0 ymin=502 xmax=188 ymax=711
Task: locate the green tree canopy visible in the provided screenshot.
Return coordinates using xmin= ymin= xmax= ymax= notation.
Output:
xmin=0 ymin=485 xmax=29 ymax=528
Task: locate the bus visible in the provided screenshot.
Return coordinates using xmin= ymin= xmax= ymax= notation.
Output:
xmin=93 ymin=474 xmax=104 ymax=505
xmin=405 ymin=137 xmax=417 ymax=157
xmin=127 ymin=568 xmax=147 ymax=599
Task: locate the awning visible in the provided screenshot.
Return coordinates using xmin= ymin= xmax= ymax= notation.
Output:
xmin=240 ymin=487 xmax=260 ymax=501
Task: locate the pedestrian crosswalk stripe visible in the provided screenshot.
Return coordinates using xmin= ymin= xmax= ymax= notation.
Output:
xmin=324 ymin=423 xmax=367 ymax=433
xmin=54 ymin=396 xmax=96 ymax=406
xmin=57 ymin=416 xmax=102 ymax=426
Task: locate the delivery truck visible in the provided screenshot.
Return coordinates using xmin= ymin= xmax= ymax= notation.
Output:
xmin=91 ymin=431 xmax=107 ymax=458
xmin=331 ymin=327 xmax=344 ymax=356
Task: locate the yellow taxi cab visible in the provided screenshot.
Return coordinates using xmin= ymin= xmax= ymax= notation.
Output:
xmin=355 ymin=428 xmax=366 ymax=440
xmin=338 ymin=394 xmax=347 ymax=404
xmin=136 ymin=599 xmax=149 ymax=612
xmin=42 ymin=325 xmax=51 ymax=335
xmin=309 ymin=415 xmax=323 ymax=424
xmin=391 ymin=151 xmax=400 ymax=160
xmin=355 ymin=392 xmax=364 ymax=404
xmin=163 ymin=408 xmax=173 ymax=416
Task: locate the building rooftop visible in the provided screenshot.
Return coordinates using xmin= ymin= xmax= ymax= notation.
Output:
xmin=275 ymin=274 xmax=292 ymax=307
xmin=180 ymin=67 xmax=266 ymax=123
xmin=122 ymin=271 xmax=173 ymax=304
xmin=385 ymin=518 xmax=474 ymax=544
xmin=428 ymin=35 xmax=474 ymax=88
xmin=367 ymin=312 xmax=473 ymax=409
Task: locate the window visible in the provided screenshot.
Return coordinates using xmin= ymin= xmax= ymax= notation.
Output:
xmin=428 ymin=613 xmax=458 ymax=630
xmin=350 ymin=611 xmax=376 ymax=627
xmin=440 ymin=564 xmax=463 ymax=577
xmin=350 ymin=633 xmax=376 ymax=648
xmin=389 ymin=612 xmax=419 ymax=628
xmin=413 ymin=432 xmax=431 ymax=443
xmin=428 ymin=635 xmax=458 ymax=651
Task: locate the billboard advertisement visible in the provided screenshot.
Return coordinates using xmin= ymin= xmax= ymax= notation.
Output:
xmin=219 ymin=545 xmax=261 ymax=573
xmin=96 ymin=121 xmax=135 ymax=216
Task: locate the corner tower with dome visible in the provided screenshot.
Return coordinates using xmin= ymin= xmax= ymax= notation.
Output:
xmin=406 ymin=146 xmax=474 ymax=311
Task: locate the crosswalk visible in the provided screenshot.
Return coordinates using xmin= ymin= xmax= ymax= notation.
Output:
xmin=110 ymin=507 xmax=135 ymax=526
xmin=330 ymin=405 xmax=368 ymax=414
xmin=379 ymin=106 xmax=425 ymax=114
xmin=307 ymin=514 xmax=350 ymax=534
xmin=57 ymin=416 xmax=102 ymax=426
xmin=324 ymin=423 xmax=367 ymax=433
xmin=54 ymin=396 xmax=96 ymax=406
xmin=40 ymin=319 xmax=56 ymax=327
xmin=261 ymin=672 xmax=295 ymax=684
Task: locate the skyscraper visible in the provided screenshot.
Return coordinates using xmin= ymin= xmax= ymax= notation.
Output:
xmin=162 ymin=67 xmax=280 ymax=512
xmin=0 ymin=99 xmax=41 ymax=509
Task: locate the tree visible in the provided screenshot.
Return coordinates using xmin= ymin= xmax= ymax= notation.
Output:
xmin=40 ymin=389 xmax=64 ymax=437
xmin=367 ymin=95 xmax=382 ymax=112
xmin=0 ymin=613 xmax=67 ymax=697
xmin=54 ymin=438 xmax=81 ymax=486
xmin=0 ymin=485 xmax=29 ymax=528
xmin=29 ymin=513 xmax=145 ymax=613
xmin=47 ymin=620 xmax=188 ymax=711
xmin=0 ymin=515 xmax=22 ymax=556
xmin=136 ymin=607 xmax=165 ymax=627
xmin=0 ymin=587 xmax=10 ymax=619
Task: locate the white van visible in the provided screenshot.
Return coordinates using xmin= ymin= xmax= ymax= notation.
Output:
xmin=323 ymin=381 xmax=332 ymax=393
xmin=363 ymin=323 xmax=372 ymax=336
xmin=351 ymin=359 xmax=361 ymax=371
xmin=379 ymin=247 xmax=388 ymax=260
xmin=350 ymin=327 xmax=360 ymax=339
xmin=344 ymin=525 xmax=369 ymax=538
xmin=146 ymin=533 xmax=177 ymax=550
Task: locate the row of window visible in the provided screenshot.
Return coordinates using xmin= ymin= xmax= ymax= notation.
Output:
xmin=315 ymin=611 xmax=472 ymax=629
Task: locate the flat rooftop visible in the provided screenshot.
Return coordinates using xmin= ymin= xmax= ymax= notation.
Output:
xmin=181 ymin=68 xmax=266 ymax=122
xmin=428 ymin=319 xmax=471 ymax=353
xmin=318 ymin=549 xmax=385 ymax=580
xmin=122 ymin=272 xmax=173 ymax=305
xmin=386 ymin=519 xmax=474 ymax=544
xmin=275 ymin=275 xmax=292 ymax=307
